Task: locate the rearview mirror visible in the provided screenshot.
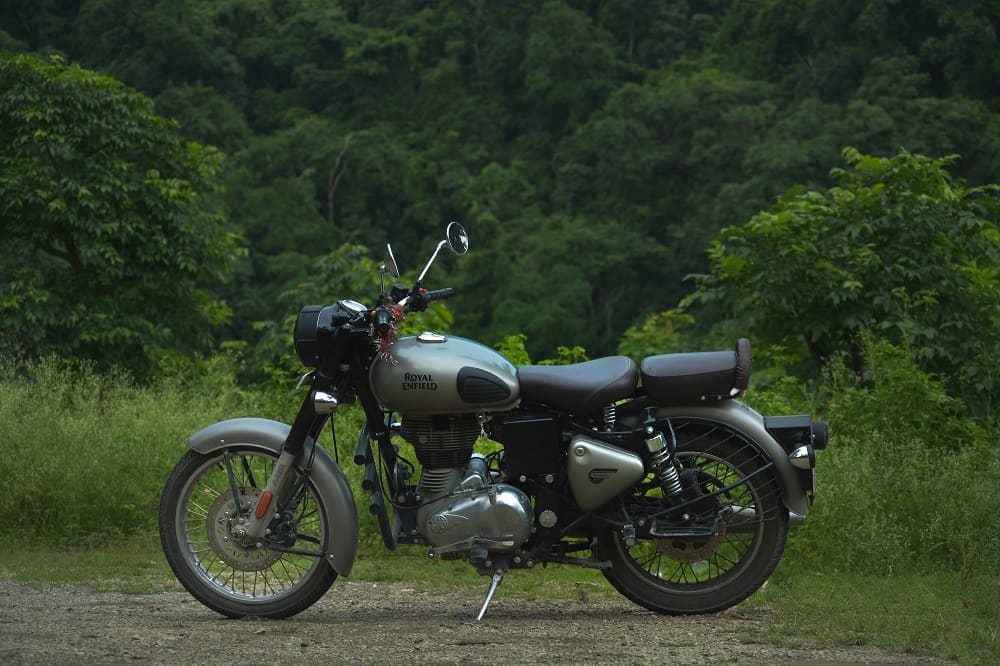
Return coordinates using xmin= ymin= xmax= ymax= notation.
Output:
xmin=385 ymin=243 xmax=400 ymax=278
xmin=446 ymin=221 xmax=469 ymax=256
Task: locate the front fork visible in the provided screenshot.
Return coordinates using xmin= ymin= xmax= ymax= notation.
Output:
xmin=225 ymin=448 xmax=302 ymax=544
xmin=232 ymin=386 xmax=334 ymax=542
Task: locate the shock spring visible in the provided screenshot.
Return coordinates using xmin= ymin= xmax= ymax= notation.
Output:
xmin=645 ymin=421 xmax=683 ymax=497
xmin=603 ymin=403 xmax=617 ymax=431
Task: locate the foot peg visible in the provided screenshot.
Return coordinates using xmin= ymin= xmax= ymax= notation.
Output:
xmin=461 ymin=569 xmax=505 ymax=624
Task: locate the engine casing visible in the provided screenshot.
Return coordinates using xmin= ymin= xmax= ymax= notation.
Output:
xmin=370 ymin=334 xmax=520 ymax=415
xmin=416 ymin=456 xmax=534 ymax=554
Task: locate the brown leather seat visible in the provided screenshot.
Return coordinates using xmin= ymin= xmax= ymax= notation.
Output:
xmin=640 ymin=338 xmax=751 ymax=404
xmin=517 ymin=356 xmax=639 ymax=414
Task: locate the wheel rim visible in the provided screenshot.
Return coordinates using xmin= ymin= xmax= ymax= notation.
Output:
xmin=172 ymin=449 xmax=328 ymax=604
xmin=616 ymin=447 xmax=768 ymax=593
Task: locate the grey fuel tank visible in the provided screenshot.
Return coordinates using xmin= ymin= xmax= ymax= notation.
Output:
xmin=370 ymin=333 xmax=521 ymax=415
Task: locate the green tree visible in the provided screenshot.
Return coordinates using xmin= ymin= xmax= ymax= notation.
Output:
xmin=482 ymin=214 xmax=669 ymax=357
xmin=691 ymin=147 xmax=1000 ymax=409
xmin=74 ymin=0 xmax=244 ymax=99
xmin=154 ymin=83 xmax=250 ymax=154
xmin=552 ymin=66 xmax=779 ymax=320
xmin=0 ymin=54 xmax=241 ymax=376
xmin=616 ymin=307 xmax=695 ymax=360
xmin=522 ymin=1 xmax=623 ymax=131
xmin=595 ymin=0 xmax=699 ymax=67
xmin=7 ymin=0 xmax=999 ymax=377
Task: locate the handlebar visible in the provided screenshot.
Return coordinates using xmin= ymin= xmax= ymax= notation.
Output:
xmin=422 ymin=287 xmax=456 ymax=302
xmin=371 ymin=287 xmax=456 ymax=339
xmin=400 ymin=286 xmax=456 ymax=312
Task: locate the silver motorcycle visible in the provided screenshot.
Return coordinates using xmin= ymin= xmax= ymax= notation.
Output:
xmin=159 ymin=222 xmax=826 ymax=622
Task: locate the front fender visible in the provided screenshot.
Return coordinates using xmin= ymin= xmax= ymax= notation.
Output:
xmin=186 ymin=417 xmax=359 ymax=576
xmin=622 ymin=401 xmax=811 ymax=522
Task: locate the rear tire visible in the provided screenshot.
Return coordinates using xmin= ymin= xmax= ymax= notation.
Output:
xmin=599 ymin=422 xmax=788 ymax=614
xmin=159 ymin=448 xmax=336 ymax=619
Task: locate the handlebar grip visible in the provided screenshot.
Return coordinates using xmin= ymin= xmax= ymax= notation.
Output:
xmin=423 ymin=288 xmax=456 ymax=302
xmin=373 ymin=307 xmax=394 ymax=335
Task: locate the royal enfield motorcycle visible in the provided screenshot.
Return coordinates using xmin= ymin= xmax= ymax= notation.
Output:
xmin=159 ymin=222 xmax=826 ymax=622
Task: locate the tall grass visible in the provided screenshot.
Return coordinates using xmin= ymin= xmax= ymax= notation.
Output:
xmin=781 ymin=338 xmax=1000 ymax=576
xmin=0 ymin=357 xmax=249 ymax=542
xmin=0 ymin=355 xmax=388 ymax=547
xmin=3 ymin=340 xmax=998 ymax=578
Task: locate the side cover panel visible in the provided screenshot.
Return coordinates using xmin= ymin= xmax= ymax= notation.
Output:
xmin=186 ymin=417 xmax=359 ymax=576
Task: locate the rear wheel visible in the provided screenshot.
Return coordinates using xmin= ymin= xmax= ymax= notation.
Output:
xmin=598 ymin=422 xmax=788 ymax=614
xmin=159 ymin=448 xmax=336 ymax=619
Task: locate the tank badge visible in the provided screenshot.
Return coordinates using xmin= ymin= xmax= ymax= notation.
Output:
xmin=402 ymin=372 xmax=438 ymax=391
xmin=588 ymin=468 xmax=618 ymax=484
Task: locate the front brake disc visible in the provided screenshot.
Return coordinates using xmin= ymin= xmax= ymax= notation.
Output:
xmin=206 ymin=487 xmax=283 ymax=571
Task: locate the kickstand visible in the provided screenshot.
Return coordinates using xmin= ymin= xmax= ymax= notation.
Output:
xmin=461 ymin=569 xmax=505 ymax=625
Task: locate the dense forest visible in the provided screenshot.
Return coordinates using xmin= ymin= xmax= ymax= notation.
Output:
xmin=2 ymin=0 xmax=998 ymax=372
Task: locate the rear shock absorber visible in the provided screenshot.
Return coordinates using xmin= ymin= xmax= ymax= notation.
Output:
xmin=603 ymin=403 xmax=617 ymax=431
xmin=644 ymin=417 xmax=683 ymax=497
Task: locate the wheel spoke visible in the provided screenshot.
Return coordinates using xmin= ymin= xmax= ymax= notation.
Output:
xmin=173 ymin=449 xmax=327 ymax=602
xmin=621 ymin=439 xmax=770 ymax=587
xmin=241 ymin=457 xmax=258 ymax=489
xmin=598 ymin=421 xmax=789 ymax=615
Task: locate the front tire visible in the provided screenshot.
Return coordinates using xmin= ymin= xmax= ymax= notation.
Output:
xmin=159 ymin=448 xmax=336 ymax=619
xmin=599 ymin=421 xmax=788 ymax=614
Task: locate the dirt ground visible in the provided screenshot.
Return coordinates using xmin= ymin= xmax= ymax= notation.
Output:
xmin=0 ymin=580 xmax=954 ymax=665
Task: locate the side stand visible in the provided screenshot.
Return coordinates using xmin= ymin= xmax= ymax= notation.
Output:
xmin=461 ymin=569 xmax=505 ymax=625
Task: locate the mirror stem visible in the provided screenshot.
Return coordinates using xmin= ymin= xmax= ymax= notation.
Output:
xmin=416 ymin=239 xmax=448 ymax=284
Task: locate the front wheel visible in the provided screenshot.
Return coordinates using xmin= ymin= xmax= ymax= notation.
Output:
xmin=598 ymin=422 xmax=789 ymax=614
xmin=159 ymin=447 xmax=336 ymax=619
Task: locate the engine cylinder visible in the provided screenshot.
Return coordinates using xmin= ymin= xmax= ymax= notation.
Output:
xmin=401 ymin=414 xmax=480 ymax=467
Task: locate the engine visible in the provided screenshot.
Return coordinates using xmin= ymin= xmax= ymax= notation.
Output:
xmin=400 ymin=415 xmax=533 ymax=556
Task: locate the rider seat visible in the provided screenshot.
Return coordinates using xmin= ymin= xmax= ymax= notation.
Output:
xmin=517 ymin=356 xmax=639 ymax=414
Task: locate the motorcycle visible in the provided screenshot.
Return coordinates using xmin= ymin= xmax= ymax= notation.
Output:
xmin=158 ymin=222 xmax=826 ymax=622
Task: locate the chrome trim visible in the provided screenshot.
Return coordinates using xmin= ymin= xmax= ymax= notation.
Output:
xmin=417 ymin=331 xmax=447 ymax=343
xmin=620 ymin=401 xmax=812 ymax=519
xmin=789 ymin=445 xmax=815 ymax=470
xmin=185 ymin=417 xmax=359 ymax=575
xmin=340 ymin=299 xmax=366 ymax=313
xmin=312 ymin=391 xmax=339 ymax=415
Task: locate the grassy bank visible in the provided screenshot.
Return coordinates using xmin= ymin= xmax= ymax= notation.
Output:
xmin=1 ymin=537 xmax=995 ymax=663
xmin=759 ymin=568 xmax=998 ymax=664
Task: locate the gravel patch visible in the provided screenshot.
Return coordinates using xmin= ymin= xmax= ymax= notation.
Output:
xmin=0 ymin=581 xmax=954 ymax=664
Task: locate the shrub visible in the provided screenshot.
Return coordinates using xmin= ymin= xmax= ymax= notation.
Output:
xmin=783 ymin=337 xmax=998 ymax=575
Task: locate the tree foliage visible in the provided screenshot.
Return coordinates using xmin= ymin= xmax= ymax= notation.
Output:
xmin=2 ymin=0 xmax=998 ymax=366
xmin=692 ymin=147 xmax=1000 ymax=409
xmin=0 ymin=54 xmax=241 ymax=376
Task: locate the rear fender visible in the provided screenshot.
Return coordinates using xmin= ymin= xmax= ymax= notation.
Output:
xmin=186 ymin=417 xmax=359 ymax=576
xmin=620 ymin=401 xmax=811 ymax=522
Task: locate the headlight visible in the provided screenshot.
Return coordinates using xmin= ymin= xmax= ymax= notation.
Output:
xmin=293 ymin=304 xmax=353 ymax=368
xmin=294 ymin=305 xmax=324 ymax=368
